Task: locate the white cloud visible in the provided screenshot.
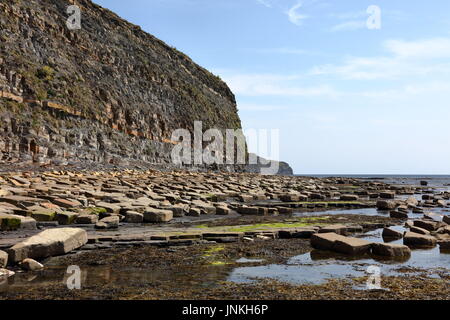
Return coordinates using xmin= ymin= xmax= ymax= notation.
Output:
xmin=256 ymin=0 xmax=272 ymax=8
xmin=310 ymin=37 xmax=450 ymax=80
xmin=286 ymin=2 xmax=308 ymax=26
xmin=330 ymin=20 xmax=366 ymax=32
xmin=384 ymin=38 xmax=450 ymax=59
xmin=247 ymin=47 xmax=311 ymax=55
xmin=237 ymin=103 xmax=285 ymax=111
xmin=221 ymin=73 xmax=338 ymax=97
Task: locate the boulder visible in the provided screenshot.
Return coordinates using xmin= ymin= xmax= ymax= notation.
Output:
xmin=187 ymin=208 xmax=201 ymax=217
xmin=436 ymin=200 xmax=447 ymax=208
xmin=237 ymin=206 xmax=261 ymax=215
xmin=191 ymin=200 xmax=216 ymax=215
xmin=410 ymin=226 xmax=430 ymax=235
xmin=0 ymin=268 xmax=15 ymax=279
xmin=95 ymin=216 xmax=120 ymax=229
xmin=443 ymin=215 xmax=450 ymax=225
xmin=406 ymin=197 xmax=419 ymax=207
xmin=168 ymin=204 xmax=188 ymax=217
xmin=382 ymin=227 xmax=403 ymax=239
xmin=75 ymin=214 xmax=99 ymax=224
xmin=439 ymin=240 xmax=450 ymax=250
xmin=333 ymin=237 xmax=372 ymax=255
xmin=371 ymin=243 xmax=411 ymax=257
xmin=124 ymin=211 xmax=144 ymax=223
xmin=0 ymin=213 xmax=37 ymax=230
xmin=310 ymin=233 xmax=347 ymax=251
xmin=413 ymin=220 xmax=438 ymax=232
xmin=0 ymin=250 xmax=7 ymax=267
xmin=96 ymin=202 xmax=121 ymax=214
xmin=20 ymin=258 xmax=44 ymax=271
xmin=144 ymin=208 xmax=173 ymax=223
xmin=7 ymin=228 xmax=88 ymax=262
xmin=56 ymin=211 xmax=79 ymax=225
xmin=31 ymin=209 xmax=57 ymax=222
xmin=412 ymin=207 xmax=424 ymax=214
xmin=238 ymin=195 xmax=254 ymax=203
xmin=390 ymin=210 xmax=408 ymax=219
xmin=51 ymin=198 xmax=82 ymax=209
xmin=340 ymin=194 xmax=359 ymax=201
xmin=376 ymin=200 xmax=396 ymax=210
xmin=216 ymin=206 xmax=230 ymax=215
xmin=380 ymin=192 xmax=395 ymax=199
xmin=319 ymin=224 xmax=348 ymax=235
xmin=403 ymin=232 xmax=437 ymax=247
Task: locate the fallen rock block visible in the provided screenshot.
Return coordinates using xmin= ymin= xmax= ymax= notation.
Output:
xmin=95 ymin=216 xmax=120 ymax=229
xmin=7 ymin=228 xmax=88 ymax=262
xmin=377 ymin=200 xmax=397 ymax=210
xmin=390 ymin=210 xmax=408 ymax=219
xmin=371 ymin=243 xmax=411 ymax=257
xmin=413 ymin=220 xmax=438 ymax=232
xmin=96 ymin=202 xmax=121 ymax=214
xmin=0 ymin=250 xmax=7 ymax=267
xmin=380 ymin=192 xmax=395 ymax=199
xmin=319 ymin=224 xmax=348 ymax=235
xmin=279 ymin=228 xmax=318 ymax=239
xmin=187 ymin=208 xmax=201 ymax=217
xmin=382 ymin=227 xmax=403 ymax=239
xmin=333 ymin=237 xmax=372 ymax=255
xmin=75 ymin=214 xmax=99 ymax=224
xmin=237 ymin=206 xmax=264 ymax=215
xmin=439 ymin=240 xmax=450 ymax=250
xmin=144 ymin=208 xmax=173 ymax=223
xmin=20 ymin=258 xmax=44 ymax=271
xmin=216 ymin=206 xmax=230 ymax=215
xmin=403 ymin=232 xmax=437 ymax=247
xmin=443 ymin=215 xmax=450 ymax=225
xmin=0 ymin=213 xmax=36 ymax=230
xmin=124 ymin=211 xmax=144 ymax=223
xmin=0 ymin=268 xmax=15 ymax=279
xmin=410 ymin=226 xmax=430 ymax=235
xmin=340 ymin=194 xmax=359 ymax=201
xmin=31 ymin=210 xmax=57 ymax=222
xmin=51 ymin=198 xmax=81 ymax=209
xmin=310 ymin=233 xmax=348 ymax=251
xmin=56 ymin=211 xmax=79 ymax=225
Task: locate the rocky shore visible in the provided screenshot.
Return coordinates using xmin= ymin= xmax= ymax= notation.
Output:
xmin=0 ymin=168 xmax=449 ymax=299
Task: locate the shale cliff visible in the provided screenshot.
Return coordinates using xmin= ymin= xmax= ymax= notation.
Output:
xmin=0 ymin=0 xmax=293 ymax=174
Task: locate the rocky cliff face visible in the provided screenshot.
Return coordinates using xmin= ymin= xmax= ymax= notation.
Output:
xmin=0 ymin=0 xmax=242 ymax=166
xmin=0 ymin=0 xmax=293 ymax=175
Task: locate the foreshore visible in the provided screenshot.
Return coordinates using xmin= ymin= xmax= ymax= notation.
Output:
xmin=0 ymin=167 xmax=449 ymax=299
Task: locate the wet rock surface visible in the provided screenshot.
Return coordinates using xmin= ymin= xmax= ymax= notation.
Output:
xmin=0 ymin=170 xmax=448 ymax=299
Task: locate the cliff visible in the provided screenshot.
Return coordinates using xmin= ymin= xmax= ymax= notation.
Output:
xmin=0 ymin=0 xmax=293 ymax=175
xmin=0 ymin=0 xmax=242 ymax=166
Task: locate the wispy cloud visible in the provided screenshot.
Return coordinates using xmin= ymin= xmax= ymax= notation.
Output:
xmin=243 ymin=47 xmax=314 ymax=55
xmin=310 ymin=37 xmax=450 ymax=80
xmin=330 ymin=20 xmax=366 ymax=32
xmin=220 ymin=72 xmax=338 ymax=97
xmin=255 ymin=0 xmax=272 ymax=8
xmin=286 ymin=1 xmax=308 ymax=26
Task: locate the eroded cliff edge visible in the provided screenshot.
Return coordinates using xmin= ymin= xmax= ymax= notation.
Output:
xmin=0 ymin=0 xmax=293 ymax=174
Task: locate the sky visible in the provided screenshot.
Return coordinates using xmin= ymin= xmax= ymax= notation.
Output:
xmin=94 ymin=0 xmax=450 ymax=175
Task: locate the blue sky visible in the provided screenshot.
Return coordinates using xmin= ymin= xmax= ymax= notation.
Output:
xmin=95 ymin=0 xmax=450 ymax=174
